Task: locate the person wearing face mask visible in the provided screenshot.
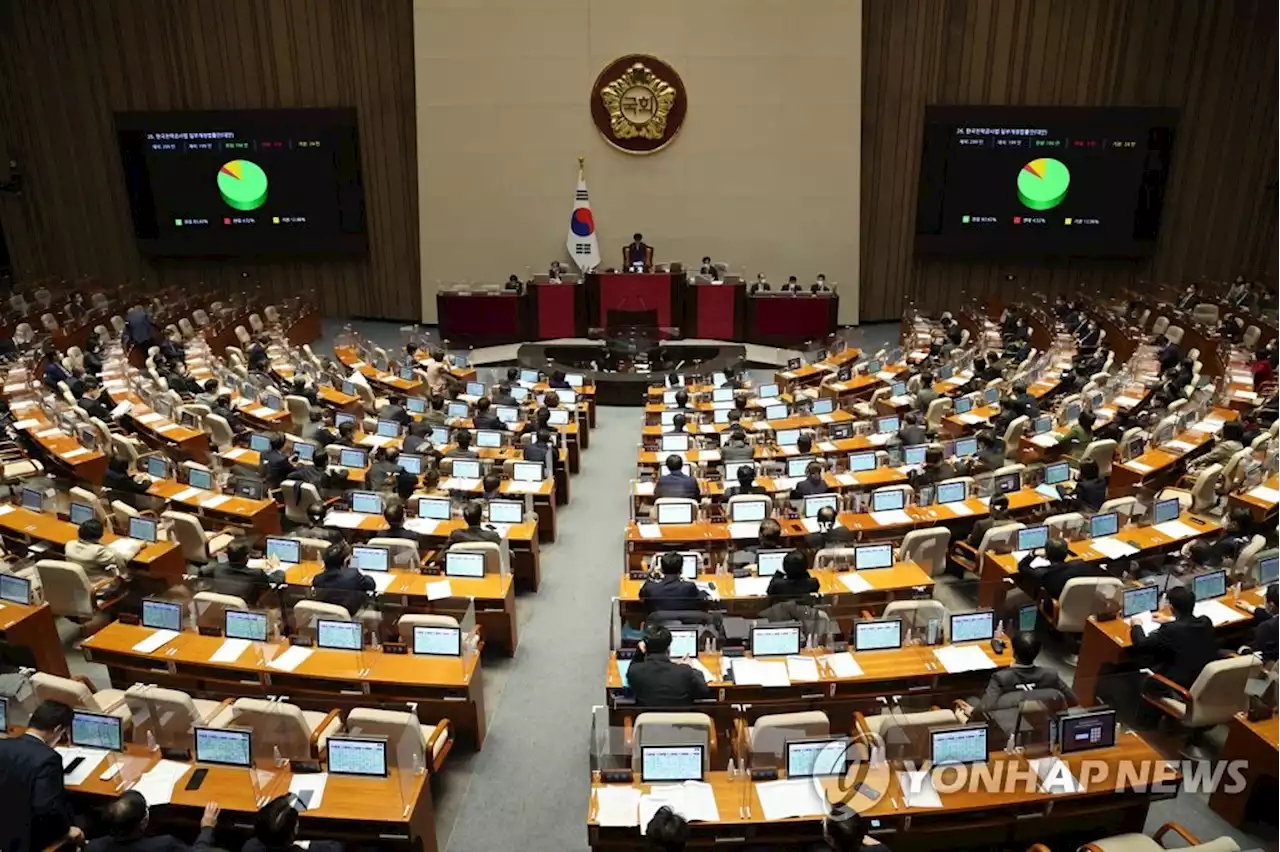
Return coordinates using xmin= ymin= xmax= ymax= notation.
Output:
xmin=749 ymin=273 xmax=771 ymax=295
xmin=811 ymin=274 xmax=833 ymax=293
xmin=0 ymin=700 xmax=83 ymax=852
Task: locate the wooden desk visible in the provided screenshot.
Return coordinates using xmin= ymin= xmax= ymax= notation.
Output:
xmin=334 ymin=346 xmax=424 ymax=395
xmin=629 ymin=470 xmax=909 ymax=514
xmin=81 ymin=620 xmax=489 ymax=748
xmin=104 ymin=388 xmax=211 ymax=462
xmin=63 ymin=742 xmax=437 ymax=851
xmin=640 ymin=409 xmax=857 ymax=439
xmin=1208 ymin=713 xmax=1278 ymax=825
xmin=1229 ymin=474 xmax=1279 ymax=524
xmin=587 ymin=736 xmax=1174 ymax=851
xmin=1109 ymin=407 xmax=1239 ymax=497
xmin=11 ymin=413 xmax=108 ymax=483
xmin=0 ymin=598 xmax=69 ymax=676
xmin=774 ymin=348 xmax=862 ymax=391
xmin=284 ymin=561 xmax=519 ymax=656
xmin=0 ymin=504 xmax=185 ymax=580
xmin=147 ymin=479 xmax=282 ymax=538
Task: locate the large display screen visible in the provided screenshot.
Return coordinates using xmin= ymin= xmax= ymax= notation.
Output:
xmin=916 ymin=106 xmax=1176 ymax=257
xmin=116 ymin=109 xmax=366 ymax=256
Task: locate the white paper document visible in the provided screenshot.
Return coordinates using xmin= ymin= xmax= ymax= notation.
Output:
xmin=56 ymin=747 xmax=108 ymax=785
xmin=637 ymin=781 xmax=720 ymax=830
xmin=685 ymin=659 xmax=716 ymax=683
xmin=359 ymin=435 xmax=395 ymax=448
xmin=37 ymin=427 xmax=64 ymax=438
xmin=426 ymin=580 xmax=454 ymax=601
xmin=1090 ymin=537 xmax=1139 ymax=560
xmin=108 ymin=538 xmax=145 ymax=559
xmin=816 ymin=413 xmax=834 ymax=424
xmin=369 ymin=572 xmax=398 ymax=593
xmin=137 ymin=412 xmax=164 ymax=425
xmin=635 ymin=522 xmax=663 ymax=540
xmin=897 ymin=770 xmax=943 ymax=808
xmin=1248 ymin=486 xmax=1280 ymax=504
xmin=132 ymin=629 xmax=180 ymax=654
xmin=944 ymin=501 xmax=975 ymax=516
xmin=1163 ymin=439 xmax=1196 ymax=454
xmin=130 ymin=759 xmax=192 ymax=806
xmin=403 ymin=518 xmax=439 ymax=536
xmin=820 ymin=653 xmax=863 ymax=679
xmin=933 ymin=644 xmax=996 ymax=674
xmin=870 ymin=509 xmax=912 ymax=526
xmin=785 ymin=655 xmax=820 ymax=682
xmin=729 ymin=657 xmax=791 ymax=687
xmin=504 ymin=480 xmax=543 ymax=494
xmin=62 ymin=447 xmax=92 ymax=459
xmin=223 ymin=448 xmax=248 ymax=460
xmin=289 ymin=773 xmax=329 ymax=810
xmin=834 ymin=473 xmax=858 ymax=487
xmin=839 ymin=572 xmax=872 ymax=594
xmin=210 ymin=638 xmax=250 ymax=663
xmin=699 ymin=450 xmax=721 ymax=462
xmin=1125 ymin=461 xmax=1153 ymax=473
xmin=801 ymin=517 xmax=824 ymax=534
xmin=325 ymin=511 xmax=367 ymax=529
xmin=1154 ymin=520 xmax=1199 ymax=540
xmin=732 ymin=576 xmax=773 ymax=597
xmin=1030 ymin=433 xmax=1059 ymax=448
xmin=1113 ymin=395 xmax=1141 ymax=408
xmin=1194 ymin=599 xmax=1244 ymax=626
xmin=593 ymin=786 xmax=642 ymax=827
xmin=200 ymin=494 xmax=231 ymax=509
xmin=1035 ymin=484 xmax=1061 ymax=501
xmin=441 ymin=477 xmax=481 ymax=491
xmin=866 ymin=433 xmax=890 ymax=446
xmin=267 ymin=645 xmax=314 ymax=672
xmin=0 ymin=503 xmax=12 ymax=516
xmin=957 ymin=413 xmax=986 ymax=425
xmin=755 ymin=778 xmax=830 ymax=820
xmin=728 ymin=521 xmax=762 ymax=540
xmin=633 ymin=481 xmax=655 ymax=496
xmin=10 ymin=418 xmax=39 ymax=430
xmin=173 ymin=487 xmax=204 ymax=502
xmin=1031 ymin=758 xmax=1084 ymax=795
xmin=817 ymin=441 xmax=838 ymax=453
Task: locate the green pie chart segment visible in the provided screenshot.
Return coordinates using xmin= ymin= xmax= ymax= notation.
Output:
xmin=1017 ymin=157 xmax=1070 ymax=211
xmin=217 ymin=159 xmax=268 ymax=211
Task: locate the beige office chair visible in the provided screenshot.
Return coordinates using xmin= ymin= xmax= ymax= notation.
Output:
xmin=31 ymin=672 xmax=132 ymax=727
xmin=652 ymin=497 xmax=700 ymax=523
xmin=34 ymin=559 xmax=123 ymax=629
xmin=630 ymin=712 xmax=716 ymax=771
xmin=111 ymin=434 xmax=144 ymax=465
xmin=1044 ymin=512 xmax=1085 ymax=540
xmin=858 ymin=708 xmax=959 ymax=757
xmin=1061 ymin=824 xmax=1239 ymax=852
xmin=1002 ymin=416 xmax=1030 ymax=456
xmin=898 ymin=528 xmax=950 ymax=576
xmin=1242 ymin=325 xmax=1261 ymax=349
xmin=869 ymin=484 xmax=914 ymax=508
xmin=1191 ymin=303 xmax=1220 ymax=326
xmin=193 ymin=591 xmax=250 ymax=632
xmin=852 ymin=387 xmax=891 ymax=418
xmin=193 ymin=309 xmax=211 ymax=327
xmin=1045 ymin=577 xmax=1123 ymax=636
xmin=882 ymin=600 xmax=950 ymax=640
xmin=178 ymin=318 xmax=197 ymax=339
xmin=1217 ymin=448 xmax=1250 ymax=492
xmin=369 ymin=537 xmax=422 ymax=569
xmin=124 ymin=685 xmax=226 ymax=751
xmin=1159 ymin=464 xmax=1223 ymax=514
xmin=445 ymin=541 xmax=506 ymax=578
xmin=345 ymin=707 xmax=453 ymax=772
xmin=283 ymin=481 xmax=324 ymax=525
xmin=726 ymin=493 xmax=772 ymax=519
xmin=396 ymin=613 xmax=461 ymax=645
xmin=294 ymin=536 xmax=337 ymax=562
xmin=248 ymin=313 xmax=265 ymax=334
xmin=292 ymin=600 xmax=354 ymax=638
xmin=1149 ymin=316 xmax=1170 ymax=337
xmin=162 ymin=510 xmax=236 ymax=564
xmin=738 ymin=711 xmax=829 ymax=768
xmin=234 ymin=325 xmax=252 ymax=346
xmin=924 ymin=397 xmax=953 ymax=432
xmin=1097 ymin=496 xmax=1140 ymax=524
xmin=1233 ymin=536 xmax=1267 ymax=578
xmin=1079 ymin=439 xmax=1118 ymax=476
xmin=208 ymin=697 xmax=341 ymax=762
xmin=264 ymin=305 xmax=282 ymax=324
xmin=284 ymin=395 xmax=311 ymax=431
xmin=204 ymin=414 xmax=236 ymax=452
xmin=1164 ymin=325 xmax=1185 ymax=345
xmin=1143 ymin=655 xmax=1260 ymax=748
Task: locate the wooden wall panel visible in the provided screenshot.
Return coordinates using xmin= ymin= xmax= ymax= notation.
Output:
xmin=0 ymin=0 xmax=418 ymax=321
xmin=861 ymin=0 xmax=1278 ymax=322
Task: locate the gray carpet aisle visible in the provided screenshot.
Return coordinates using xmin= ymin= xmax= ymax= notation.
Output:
xmin=440 ymin=407 xmax=637 ymax=852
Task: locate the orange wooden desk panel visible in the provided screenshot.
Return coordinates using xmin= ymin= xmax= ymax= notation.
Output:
xmin=147 ymin=479 xmax=282 ymax=538
xmin=0 ymin=599 xmax=69 ymax=676
xmin=105 ymin=390 xmax=211 ymax=462
xmin=0 ymin=505 xmax=185 ymax=580
xmin=81 ymin=621 xmax=488 ymax=748
xmin=1109 ymin=407 xmax=1239 ymax=496
xmin=1208 ymin=713 xmax=1278 ymax=825
xmin=14 ymin=416 xmax=108 ymax=483
xmin=640 ymin=409 xmax=857 ymax=439
xmin=334 ymin=346 xmax=424 ymax=395
xmin=1229 ymin=474 xmax=1279 ymax=524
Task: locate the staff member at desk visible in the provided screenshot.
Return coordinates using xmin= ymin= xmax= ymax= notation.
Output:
xmin=1055 ymin=409 xmax=1095 ymax=459
xmin=725 ymin=463 xmax=768 ymax=498
xmin=1072 ymin=459 xmax=1108 ymax=512
xmin=197 ymin=538 xmax=280 ymax=607
xmin=1245 ymin=583 xmax=1279 ymax=662
xmin=914 ymin=373 xmax=938 ymax=414
xmin=791 ymin=461 xmax=832 ymax=500
xmin=523 ymin=428 xmax=556 ymax=477
xmin=446 ymin=501 xmax=502 ymax=547
xmin=767 ymin=550 xmax=819 ymax=599
xmin=626 ymin=625 xmax=710 ymax=707
xmin=293 ymin=503 xmax=344 ymax=546
xmin=212 ymin=394 xmax=248 ymax=436
xmin=312 ymin=542 xmax=376 ymax=617
xmin=66 ymin=518 xmax=130 ymax=586
xmin=626 ymin=233 xmax=651 ymax=270
xmin=811 ymin=804 xmax=883 ymax=852
xmin=664 ymin=413 xmax=689 ymax=436
xmin=446 ymin=429 xmax=478 ymax=459
xmin=811 ymin=274 xmax=833 ymax=293
xmin=749 ymin=273 xmax=771 ymax=294
xmin=1016 ymin=537 xmax=1099 ymax=605
xmin=105 ymin=455 xmax=152 ymax=496
xmin=0 ymin=700 xmax=82 ymax=852
xmin=972 ymin=632 xmax=1075 ymax=715
xmin=896 ymin=411 xmax=929 ymax=446
xmin=806 ymin=506 xmax=856 ymax=549
xmin=1187 ymin=421 xmax=1245 ymax=473
xmin=1131 ymin=586 xmax=1219 ymax=718
xmin=244 ymin=795 xmax=342 ymax=852
xmin=261 ymin=432 xmax=298 ymax=486
xmin=721 ymin=428 xmax=755 ymax=463
xmin=655 ymin=455 xmax=700 ymax=499
xmin=472 ymin=397 xmax=508 ymax=431
xmin=640 ymin=552 xmax=707 ymax=612
xmin=88 ymin=791 xmax=220 ymax=852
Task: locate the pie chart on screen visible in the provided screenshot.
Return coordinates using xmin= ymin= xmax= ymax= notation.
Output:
xmin=1017 ymin=157 xmax=1069 ymax=211
xmin=217 ymin=160 xmax=268 ymax=211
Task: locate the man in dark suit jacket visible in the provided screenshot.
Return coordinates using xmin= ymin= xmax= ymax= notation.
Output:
xmin=0 ymin=700 xmax=81 ymax=852
xmin=522 ymin=428 xmax=556 ymax=476
xmin=1010 ymin=383 xmax=1039 ymax=419
xmin=804 ymin=506 xmax=856 ymax=550
xmin=1017 ymin=538 xmax=1100 ymax=604
xmin=260 ymin=432 xmax=297 ymax=487
xmin=725 ymin=463 xmax=768 ymax=498
xmin=290 ymin=378 xmax=320 ymax=406
xmin=914 ymin=374 xmax=938 ymax=414
xmin=212 ymin=394 xmax=247 ymax=436
xmin=471 ymin=397 xmax=507 ymax=431
xmin=1131 ymin=585 xmax=1219 ymax=692
xmin=790 ymin=462 xmax=832 ymax=500
xmin=626 ymin=625 xmax=710 ymax=707
xmin=626 ymin=233 xmax=651 ymax=269
xmin=292 ymin=504 xmax=344 ymax=546
xmin=445 ymin=430 xmax=478 ymax=459
xmin=493 ymin=383 xmax=518 ymax=407
xmin=1249 ymin=583 xmax=1279 ymax=662
xmin=896 ymin=412 xmax=930 ymax=448
xmin=198 ymin=539 xmax=279 ymax=606
xmin=248 ymin=336 xmax=271 ymax=372
xmin=78 ymin=382 xmax=115 ymax=422
xmin=974 ymin=632 xmax=1076 ymax=714
xmin=311 ymin=542 xmax=376 ymax=616
xmin=445 ymin=501 xmax=502 ymax=548
xmin=639 ymin=552 xmax=707 ymax=612
xmin=377 ymin=394 xmax=413 ymax=427
xmin=88 ymin=792 xmax=220 ymax=852
xmin=720 ymin=427 xmax=755 ymax=462
xmin=125 ymin=304 xmax=159 ymax=349
xmin=1156 ymin=337 xmax=1181 ymax=374
xmin=242 ymin=795 xmax=342 ymax=852
xmin=655 ymin=455 xmax=700 ymax=499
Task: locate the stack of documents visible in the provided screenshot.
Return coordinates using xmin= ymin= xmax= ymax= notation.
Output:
xmin=638 ymin=781 xmax=720 ymax=829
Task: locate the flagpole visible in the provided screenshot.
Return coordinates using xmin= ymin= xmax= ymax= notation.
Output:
xmin=578 ymin=155 xmax=585 ymax=179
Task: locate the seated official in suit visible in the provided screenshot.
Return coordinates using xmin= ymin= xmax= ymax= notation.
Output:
xmin=810 ymin=273 xmax=832 ymax=293
xmin=1072 ymin=459 xmax=1108 ymax=512
xmin=293 ymin=504 xmax=344 ymax=546
xmin=446 ymin=501 xmax=502 ymax=548
xmin=311 ymin=542 xmax=377 ymax=616
xmin=380 ymin=497 xmax=427 ymax=547
xmin=243 ymin=795 xmax=342 ymax=852
xmin=1010 ymin=383 xmax=1039 ymax=419
xmin=65 ymin=518 xmax=130 ymax=586
xmin=1188 ymin=421 xmax=1245 ymax=473
xmin=1017 ymin=537 xmax=1099 ymax=605
xmin=248 ymin=335 xmax=271 ymax=372
xmin=1248 ymin=583 xmax=1279 ymax=662
xmin=749 ymin=273 xmax=771 ymax=294
xmin=640 ymin=551 xmax=707 ymax=612
xmin=781 ymin=275 xmax=802 ymax=294
xmin=78 ymin=382 xmax=114 ymax=421
xmin=472 ymin=397 xmax=507 ymax=431
xmin=908 ymin=447 xmax=954 ymax=491
xmin=88 ymin=792 xmax=220 ymax=852
xmin=548 ymin=370 xmax=572 ymax=390
xmin=1132 ymin=586 xmax=1219 ymax=711
xmin=378 ymin=394 xmax=413 ymax=427
xmin=104 ymin=456 xmax=152 ymax=496
xmin=421 ymin=394 xmax=448 ymax=426
xmin=655 ymin=455 xmax=700 ymax=500
xmin=479 ymin=473 xmax=504 ymax=502
xmin=446 ymin=429 xmax=479 ymax=459
xmin=493 ymin=383 xmax=518 ymax=407
xmin=625 ymin=232 xmax=651 ymax=270
xmin=0 ymin=700 xmax=81 ymax=852
xmin=366 ymin=447 xmax=405 ymax=491
xmin=725 ymin=463 xmax=768 ymax=498
xmin=698 ymin=256 xmax=717 ymax=277
xmin=290 ymin=378 xmax=319 ymax=406
xmin=913 ymin=374 xmax=938 ymax=413
xmin=805 ymin=506 xmax=856 ymax=550
xmin=626 ymin=625 xmax=710 ymax=707
xmin=504 ymin=273 xmax=523 ymax=293
xmin=198 ymin=538 xmax=281 ymax=607
xmin=664 ymin=413 xmax=688 ymax=436
xmin=523 ymin=428 xmax=556 ymax=477
xmin=896 ymin=411 xmax=929 ymax=446
xmin=212 ymin=394 xmax=248 ymax=436
xmin=732 ymin=518 xmax=785 ymax=570
xmin=973 ymin=632 xmax=1075 ymax=715
xmin=1055 ymin=410 xmax=1095 ymax=459
xmin=721 ymin=428 xmax=755 ymax=462
xmin=790 ymin=462 xmax=831 ymax=500
xmin=261 ymin=432 xmax=297 ymax=487
xmin=767 ymin=550 xmax=819 ymax=599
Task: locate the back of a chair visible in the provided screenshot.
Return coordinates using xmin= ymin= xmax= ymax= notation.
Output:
xmin=204 ymin=414 xmax=236 ymax=450
xmin=1150 ymin=316 xmax=1169 ymax=336
xmin=899 ymin=528 xmax=950 ymax=576
xmin=450 ymin=540 xmax=506 ymax=575
xmin=1242 ymin=325 xmax=1261 ymax=348
xmin=162 ymin=510 xmax=210 ymax=562
xmin=397 ymin=613 xmax=461 ymax=643
xmin=369 ymin=537 xmax=422 ymax=569
xmin=1185 ymin=656 xmax=1261 ymax=728
xmin=282 ymin=481 xmax=323 ymax=525
xmin=1003 ymin=416 xmax=1030 ymax=455
xmin=235 ymin=325 xmax=252 ymax=346
xmin=1219 ymin=448 xmax=1250 ymax=491
xmin=193 ymin=591 xmax=249 ymax=630
xmin=726 ymin=493 xmax=772 ymax=519
xmin=34 ymin=559 xmax=95 ymax=619
xmin=882 ymin=600 xmax=949 ymax=640
xmin=226 ymin=698 xmax=313 ymax=761
xmin=631 ymin=712 xmax=714 ymax=772
xmin=346 ymin=708 xmax=425 ymax=765
xmin=978 ymin=522 xmax=1024 ymax=558
xmin=1055 ymin=577 xmax=1122 ymax=633
xmin=925 ymin=396 xmax=952 ymax=430
xmin=284 ymin=395 xmax=311 ymax=430
xmin=865 ymin=709 xmax=959 ymax=760
xmin=748 ymin=711 xmax=829 ymax=765
xmin=31 ymin=671 xmax=101 ymax=712
xmin=1044 ymin=512 xmax=1084 ymax=539
xmin=70 ymin=486 xmax=108 ymax=523
xmin=1080 ymin=439 xmax=1117 ymax=476
xmin=293 ymin=600 xmax=354 ymax=636
xmin=653 ymin=497 xmax=699 ymax=521
xmin=132 ymin=685 xmax=203 ymax=749
xmin=1188 ymin=464 xmax=1223 ymax=511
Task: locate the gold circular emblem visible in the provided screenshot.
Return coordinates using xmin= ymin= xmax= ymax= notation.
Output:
xmin=591 ymin=55 xmax=687 ymax=155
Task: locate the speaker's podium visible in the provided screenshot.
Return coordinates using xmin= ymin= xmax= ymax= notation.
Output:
xmin=585 ymin=256 xmax=683 ymax=336
xmin=529 ymin=273 xmax=587 ymax=339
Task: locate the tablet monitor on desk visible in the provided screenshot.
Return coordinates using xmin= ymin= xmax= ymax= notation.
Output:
xmin=756 ymin=549 xmax=789 ymax=576
xmin=417 ymin=496 xmax=452 ymax=521
xmin=128 ymin=516 xmax=158 ymax=543
xmin=854 ymin=619 xmax=902 ymax=651
xmin=341 ymin=381 xmax=358 ymax=397
xmin=352 ymin=545 xmax=390 ymax=573
xmin=412 ymin=624 xmax=462 ymax=656
xmin=723 ymin=461 xmax=753 ymax=484
xmin=452 ymin=459 xmax=482 ymax=480
xmin=786 ymin=456 xmax=815 ymax=478
xmin=0 ymin=696 xmax=7 ymax=732
xmin=954 ymin=436 xmax=979 ymax=459
xmin=656 ymin=502 xmax=694 ymax=525
xmin=751 ymin=624 xmax=802 ymax=656
xmin=902 ymin=445 xmax=927 ymax=466
xmin=875 ymin=416 xmax=899 ymax=435
xmin=519 ymin=369 xmax=539 ymax=385
xmin=949 ymin=610 xmax=995 ymax=643
xmin=661 ymin=435 xmax=690 ymax=453
xmin=854 ymin=544 xmax=893 ymax=571
xmin=317 ymin=619 xmax=363 ymax=651
xmin=1018 ymin=604 xmax=1038 ymax=633
xmin=430 ymin=427 xmax=451 ymax=447
xmin=848 ymin=452 xmax=876 ymax=473
xmin=713 ymin=408 xmax=732 ymax=424
xmin=444 ymin=401 xmax=470 ymax=419
xmin=406 ymin=397 xmax=426 ymax=414
xmin=710 ymin=387 xmax=733 ymax=403
xmin=786 ymin=737 xmax=851 ymax=778
xmin=871 ymin=489 xmax=905 ymax=513
xmin=142 ymin=455 xmax=170 ymax=480
xmin=465 ymin=381 xmax=486 ymax=397
xmin=248 ymin=433 xmax=271 ymax=453
xmin=71 ymin=710 xmax=123 ymax=752
xmin=1259 ymin=553 xmax=1279 ymax=585
xmin=327 ymin=736 xmax=390 ymax=778
xmin=830 ymin=423 xmax=853 ymax=440
xmin=1152 ymin=498 xmax=1181 ymax=525
xmin=399 ymin=453 xmax=424 ymax=475
xmin=641 ymin=744 xmax=704 ymax=783
xmin=729 ymin=499 xmax=767 ymax=523
xmin=334 ymin=412 xmax=358 ymax=429
xmin=1016 ymin=525 xmax=1048 ymax=552
xmin=668 ymin=628 xmax=699 ymax=658
xmin=1057 ymin=708 xmax=1116 ymax=754
xmin=445 ymin=551 xmax=485 ymax=578
xmin=142 ymin=598 xmax=183 ymax=631
xmin=677 ymin=552 xmax=700 ymax=580
xmin=509 ymin=386 xmax=530 ymax=403
xmin=812 ymin=397 xmax=835 ymax=415
xmin=186 ymin=467 xmax=214 ymax=492
xmin=339 ymin=448 xmax=368 ymax=469
xmin=936 ymin=481 xmax=967 ymax=505
xmin=225 ymin=609 xmax=269 ymax=642
xmin=757 ymin=383 xmax=779 ymax=400
xmin=376 ymin=419 xmax=400 ymax=439
xmin=1122 ymin=585 xmax=1159 ymax=618
xmin=660 ymin=411 xmax=679 ymax=427
xmin=803 ymin=494 xmax=839 ymax=518
xmin=194 ymin=726 xmax=252 ymax=767
xmin=984 ymin=387 xmax=1001 ymax=405
xmin=765 ymin=403 xmax=788 ymax=421
xmin=994 ymin=472 xmax=1021 ymax=494
xmin=350 ymin=491 xmax=383 ymax=515
xmin=1089 ymin=512 xmax=1119 ymax=539
xmin=1044 ymin=461 xmax=1070 ymax=486
xmin=1192 ymin=569 xmax=1227 ymax=601
xmin=776 ymin=429 xmax=800 ymax=447
xmin=930 ymin=725 xmax=988 ymax=766
xmin=864 ymin=360 xmax=882 ymax=375
xmin=513 ymin=462 xmax=544 ymax=482
xmin=476 ymin=430 xmax=502 ymax=449
xmin=262 ymin=393 xmax=283 ymax=412
xmin=69 ymin=501 xmax=96 ymax=525
xmin=488 ymin=500 xmax=523 ymax=525
xmin=1033 ymin=415 xmax=1053 ymax=435
xmin=548 ymin=409 xmax=570 ymax=426
xmin=495 ymin=405 xmax=519 ymax=424
xmin=0 ymin=574 xmax=31 ymax=606
xmin=953 ymin=397 xmax=972 ymax=415
xmin=265 ymin=537 xmax=301 ymax=564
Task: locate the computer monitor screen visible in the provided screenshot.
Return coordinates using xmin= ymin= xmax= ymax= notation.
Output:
xmin=950 ymin=610 xmax=995 ymax=643
xmin=445 ymin=551 xmax=485 ymax=578
xmin=854 ymin=619 xmax=903 ymax=651
xmin=567 ymin=374 xmax=584 ymax=387
xmin=69 ymin=501 xmax=95 ymax=525
xmin=375 ymin=419 xmax=399 ymax=439
xmin=776 ymin=429 xmax=800 ymax=447
xmin=327 ymin=736 xmax=389 ymax=777
xmin=519 ymin=369 xmax=539 ymax=384
xmin=397 ymin=367 xmax=415 ymax=381
xmin=765 ymin=403 xmax=788 ymax=420
xmin=729 ymin=500 xmax=767 ymax=523
xmin=854 ymin=544 xmax=894 ymax=570
xmin=679 ymin=552 xmax=700 ymax=580
xmin=341 ymin=381 xmax=358 ymax=396
xmin=144 ymin=455 xmax=171 ymax=479
xmin=831 ymin=423 xmax=852 ymax=439
xmin=641 ymin=745 xmax=704 ymax=783
xmin=452 ymin=459 xmax=481 ymax=479
xmin=903 ymin=445 xmax=927 ymax=466
xmin=509 ymin=386 xmax=529 ymax=403
xmin=938 ymin=365 xmax=955 ymax=381
xmin=316 ymin=619 xmax=363 ymax=651
xmin=1044 ymin=461 xmax=1070 ymax=485
xmin=129 ymin=517 xmax=159 ymax=550
xmin=812 ymin=397 xmax=835 ymax=415
xmin=786 ymin=737 xmax=851 ymax=778
xmin=248 ymin=433 xmax=271 ymax=453
xmin=876 ymin=416 xmax=899 ymax=435
xmin=660 ymin=410 xmax=679 ymax=427
xmin=446 ymin=401 xmax=469 ymax=419
xmin=661 ymin=435 xmax=690 ymax=453
xmin=351 ymin=545 xmax=390 ymax=573
xmin=1193 ymin=569 xmax=1227 ymax=601
xmin=142 ymin=598 xmax=183 ymax=631
xmin=953 ymin=396 xmax=972 ymax=415
xmin=1034 ymin=415 xmax=1053 ymax=434
xmin=513 ymin=462 xmax=544 ymax=482
xmin=1064 ymin=403 xmax=1082 ymax=423
xmin=1153 ymin=498 xmax=1181 ymax=525
xmin=417 ymin=496 xmax=452 ymax=521
xmin=1089 ymin=512 xmax=1119 ymax=538
xmin=1122 ymin=585 xmax=1159 ymax=618
xmin=548 ymin=409 xmax=571 ymax=426
xmin=1058 ymin=709 xmax=1117 ymax=754
xmin=350 ymin=491 xmax=383 ymax=515
xmin=488 ymin=500 xmax=523 ymax=524
xmin=707 ymin=387 xmax=730 ymax=403
xmin=265 ymin=537 xmax=301 ymax=564
xmin=984 ymin=387 xmax=1000 ymax=405
xmin=412 ymin=624 xmax=462 ymax=656
xmin=184 ymin=467 xmax=213 ymax=491
xmin=656 ymin=501 xmax=694 ymax=525
xmin=0 ymin=573 xmax=31 ymax=606
xmin=751 ymin=625 xmax=802 ymax=656
xmin=476 ymin=430 xmax=502 ymax=449
xmin=430 ymin=427 xmax=451 ymax=446
xmin=406 ymin=397 xmax=426 ymax=413
xmin=936 ymin=481 xmax=967 ymax=505
xmin=871 ymin=489 xmax=905 ymax=512
xmin=0 ymin=696 xmax=7 ymax=731
xmin=931 ymin=725 xmax=988 ymax=766
xmin=757 ymin=383 xmax=779 ymax=399
xmin=995 ymin=472 xmax=1021 ymax=494
xmin=1018 ymin=604 xmax=1038 ymax=633
xmin=225 ymin=609 xmax=269 ymax=642
xmin=668 ymin=628 xmax=699 ymax=658
xmin=951 ymin=437 xmax=977 ymax=458
xmin=865 ymin=360 xmax=882 ymax=374
xmin=263 ymin=394 xmax=284 ymax=412
xmin=1017 ymin=525 xmax=1049 ymax=552
xmin=494 ymin=405 xmax=519 ymax=425
xmin=724 ymin=462 xmax=753 ymax=485
xmin=1259 ymin=554 xmax=1279 ymax=585
xmin=848 ymin=452 xmax=876 ymax=472
xmin=194 ymin=727 xmax=252 ymax=767
xmin=785 ymin=457 xmax=813 ymax=478
xmin=465 ymin=381 xmax=485 ymax=397
xmin=334 ymin=412 xmax=357 ymax=429
xmin=756 ymin=550 xmax=789 ymax=576
xmin=339 ymin=448 xmax=367 ymax=469
xmin=803 ymin=494 xmax=839 ymax=518
xmin=396 ymin=453 xmax=422 ymax=475
xmin=71 ymin=710 xmax=123 ymax=751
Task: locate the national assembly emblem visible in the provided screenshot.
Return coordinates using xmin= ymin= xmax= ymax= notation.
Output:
xmin=591 ymin=55 xmax=687 ymax=155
